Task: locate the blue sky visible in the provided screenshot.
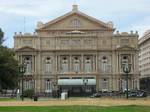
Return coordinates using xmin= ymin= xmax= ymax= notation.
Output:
xmin=0 ymin=0 xmax=150 ymax=48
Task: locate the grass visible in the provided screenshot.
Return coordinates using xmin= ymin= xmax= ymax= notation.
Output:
xmin=0 ymin=105 xmax=150 ymax=112
xmin=0 ymin=98 xmax=17 ymax=101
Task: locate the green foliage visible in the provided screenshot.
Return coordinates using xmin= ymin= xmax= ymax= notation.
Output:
xmin=23 ymin=89 xmax=34 ymax=98
xmin=0 ymin=47 xmax=20 ymax=90
xmin=0 ymin=28 xmax=4 ymax=46
xmin=0 ymin=28 xmax=20 ymax=91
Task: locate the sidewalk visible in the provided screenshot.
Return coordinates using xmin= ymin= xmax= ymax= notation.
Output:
xmin=0 ymin=98 xmax=150 ymax=107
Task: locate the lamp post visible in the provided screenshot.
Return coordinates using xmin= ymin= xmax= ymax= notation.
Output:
xmin=122 ymin=63 xmax=131 ymax=99
xmin=19 ymin=63 xmax=26 ymax=101
xmin=83 ymin=78 xmax=88 ymax=94
xmin=51 ymin=81 xmax=57 ymax=98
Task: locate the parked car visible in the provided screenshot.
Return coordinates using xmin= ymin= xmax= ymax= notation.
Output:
xmin=128 ymin=90 xmax=147 ymax=98
xmin=128 ymin=91 xmax=138 ymax=97
xmin=137 ymin=90 xmax=147 ymax=97
xmin=90 ymin=92 xmax=102 ymax=98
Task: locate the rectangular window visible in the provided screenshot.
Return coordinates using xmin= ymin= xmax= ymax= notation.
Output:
xmin=45 ymin=79 xmax=52 ymax=93
xmin=101 ymin=79 xmax=108 ymax=91
xmin=24 ymin=80 xmax=34 ymax=90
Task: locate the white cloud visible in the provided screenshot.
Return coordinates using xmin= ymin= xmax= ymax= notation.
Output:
xmin=0 ymin=8 xmax=38 ymax=16
xmin=0 ymin=0 xmax=149 ymax=17
xmin=0 ymin=0 xmax=69 ymax=17
xmin=0 ymin=0 xmax=149 ymax=47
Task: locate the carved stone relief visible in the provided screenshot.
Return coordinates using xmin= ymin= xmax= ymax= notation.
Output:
xmin=23 ymin=39 xmax=32 ymax=46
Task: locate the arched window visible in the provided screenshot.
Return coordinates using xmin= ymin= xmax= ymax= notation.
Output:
xmin=101 ymin=78 xmax=108 ymax=92
xmin=24 ymin=57 xmax=32 ymax=74
xmin=45 ymin=57 xmax=52 ymax=73
xmin=45 ymin=79 xmax=52 ymax=93
xmin=122 ymin=56 xmax=129 ymax=64
xmin=24 ymin=79 xmax=34 ymax=90
xmin=121 ymin=79 xmax=127 ymax=92
xmin=100 ymin=56 xmax=111 ymax=74
xmin=102 ymin=56 xmax=107 ymax=63
xmin=61 ymin=57 xmax=69 ymax=73
xmin=101 ymin=56 xmax=108 ymax=73
xmin=121 ymin=55 xmax=131 ymax=72
xmin=73 ymin=57 xmax=80 ymax=72
xmin=71 ymin=19 xmax=81 ymax=28
xmin=85 ymin=57 xmax=92 ymax=73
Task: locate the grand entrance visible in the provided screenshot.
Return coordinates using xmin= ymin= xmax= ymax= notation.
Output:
xmin=58 ymin=79 xmax=96 ymax=96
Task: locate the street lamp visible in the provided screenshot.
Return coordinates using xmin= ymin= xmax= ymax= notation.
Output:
xmin=83 ymin=78 xmax=88 ymax=94
xmin=19 ymin=63 xmax=26 ymax=101
xmin=52 ymin=81 xmax=58 ymax=98
xmin=122 ymin=63 xmax=131 ymax=99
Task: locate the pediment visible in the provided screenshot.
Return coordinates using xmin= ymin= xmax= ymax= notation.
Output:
xmin=15 ymin=46 xmax=38 ymax=52
xmin=37 ymin=11 xmax=115 ymax=31
xmin=116 ymin=45 xmax=136 ymax=51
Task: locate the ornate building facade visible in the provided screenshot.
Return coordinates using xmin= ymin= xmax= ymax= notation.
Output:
xmin=14 ymin=5 xmax=139 ymax=95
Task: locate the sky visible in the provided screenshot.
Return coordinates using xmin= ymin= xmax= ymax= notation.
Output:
xmin=0 ymin=0 xmax=150 ymax=48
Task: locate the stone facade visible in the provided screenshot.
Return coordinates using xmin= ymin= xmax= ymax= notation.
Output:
xmin=139 ymin=30 xmax=150 ymax=78
xmin=14 ymin=5 xmax=139 ymax=95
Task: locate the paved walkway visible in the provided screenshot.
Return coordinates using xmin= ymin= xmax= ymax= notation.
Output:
xmin=0 ymin=98 xmax=150 ymax=106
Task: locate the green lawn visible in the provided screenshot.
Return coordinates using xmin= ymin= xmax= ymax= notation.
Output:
xmin=0 ymin=98 xmax=16 ymax=101
xmin=0 ymin=106 xmax=149 ymax=112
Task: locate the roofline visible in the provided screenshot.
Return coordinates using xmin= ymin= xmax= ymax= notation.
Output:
xmin=37 ymin=9 xmax=114 ymax=31
xmin=139 ymin=32 xmax=150 ymax=45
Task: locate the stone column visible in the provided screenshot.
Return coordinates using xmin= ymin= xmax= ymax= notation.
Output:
xmin=92 ymin=54 xmax=95 ymax=72
xmin=32 ymin=55 xmax=34 ymax=73
xmin=95 ymin=53 xmax=98 ymax=73
xmin=21 ymin=54 xmax=23 ymax=64
xmin=35 ymin=54 xmax=38 ymax=75
xmin=131 ymin=53 xmax=133 ymax=72
xmin=70 ymin=55 xmax=72 ymax=72
xmin=36 ymin=52 xmax=41 ymax=93
xmin=137 ymin=77 xmax=140 ymax=90
xmin=81 ymin=54 xmax=84 ymax=73
xmin=58 ymin=55 xmax=60 ymax=72
xmin=117 ymin=53 xmax=120 ymax=73
xmin=55 ymin=54 xmax=58 ymax=73
xmin=32 ymin=55 xmax=35 ymax=92
xmin=96 ymin=53 xmax=99 ymax=92
xmin=34 ymin=55 xmax=37 ymax=93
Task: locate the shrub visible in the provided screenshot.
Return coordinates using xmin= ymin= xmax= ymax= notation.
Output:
xmin=23 ymin=89 xmax=34 ymax=99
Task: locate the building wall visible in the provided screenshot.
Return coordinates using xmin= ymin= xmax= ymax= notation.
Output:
xmin=139 ymin=30 xmax=150 ymax=91
xmin=14 ymin=5 xmax=139 ymax=95
xmin=139 ymin=30 xmax=150 ymax=78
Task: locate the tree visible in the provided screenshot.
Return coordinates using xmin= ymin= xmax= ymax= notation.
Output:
xmin=0 ymin=28 xmax=4 ymax=46
xmin=0 ymin=28 xmax=20 ymax=91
